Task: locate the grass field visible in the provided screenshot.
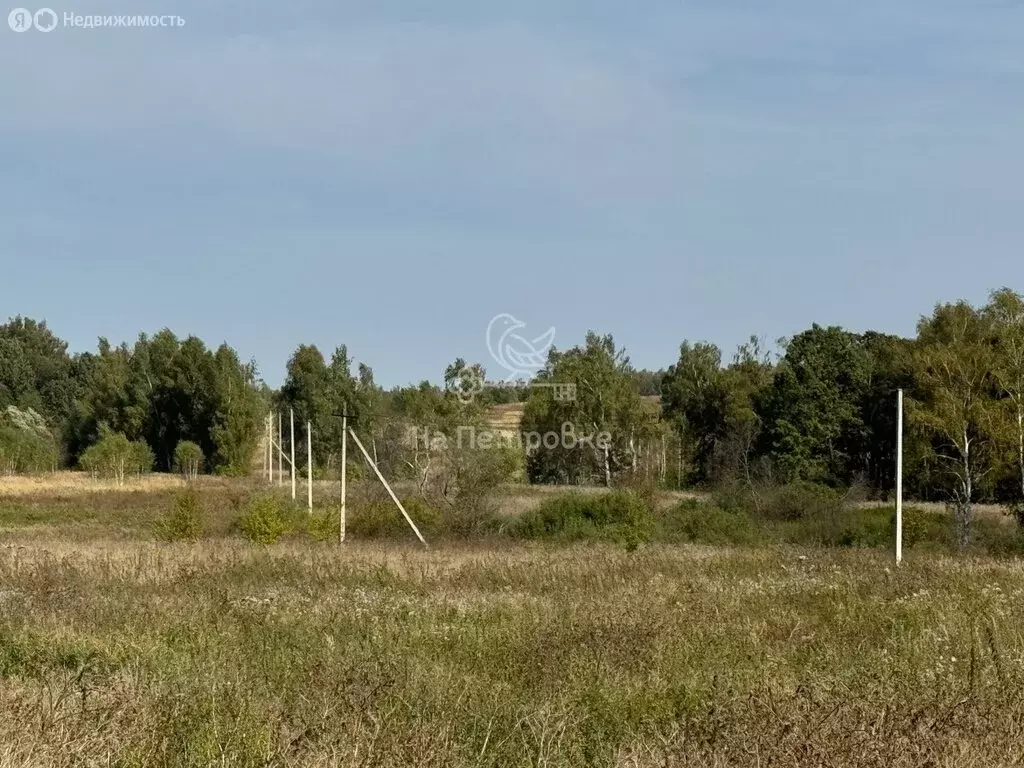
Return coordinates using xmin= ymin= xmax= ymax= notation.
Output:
xmin=0 ymin=475 xmax=1023 ymax=766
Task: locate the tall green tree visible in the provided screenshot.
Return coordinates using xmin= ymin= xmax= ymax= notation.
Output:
xmin=858 ymin=332 xmax=918 ymax=495
xmin=758 ymin=325 xmax=872 ymax=484
xmin=209 ymin=345 xmax=265 ymax=475
xmin=985 ymin=288 xmax=1024 ymax=502
xmin=69 ymin=337 xmax=149 ymax=456
xmin=70 ymin=332 xmax=263 ymax=474
xmin=910 ymin=302 xmax=998 ymax=547
xmin=718 ymin=336 xmax=775 ymax=484
xmin=279 ymin=343 xmax=379 ymax=472
xmin=0 ymin=317 xmax=81 ymax=435
xmin=523 ymin=332 xmax=655 ymax=486
xmin=661 ymin=341 xmax=729 ymax=485
xmin=661 ymin=336 xmax=774 ymax=487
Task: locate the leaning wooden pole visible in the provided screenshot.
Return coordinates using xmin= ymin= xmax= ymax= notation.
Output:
xmin=349 ymin=426 xmax=427 ymax=547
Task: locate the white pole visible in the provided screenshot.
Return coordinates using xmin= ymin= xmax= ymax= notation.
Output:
xmin=307 ymin=421 xmax=313 ymax=512
xmin=340 ymin=409 xmax=347 ymax=544
xmin=290 ymin=408 xmax=296 ymax=501
xmin=349 ymin=426 xmax=427 ymax=547
xmin=266 ymin=415 xmax=272 ymax=484
xmin=896 ymin=388 xmax=904 ymax=565
xmin=278 ymin=411 xmax=283 ymax=485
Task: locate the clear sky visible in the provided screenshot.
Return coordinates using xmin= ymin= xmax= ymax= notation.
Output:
xmin=2 ymin=0 xmax=1022 ymax=387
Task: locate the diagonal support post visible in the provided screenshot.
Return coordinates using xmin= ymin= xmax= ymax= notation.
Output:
xmin=347 ymin=426 xmax=427 ymax=547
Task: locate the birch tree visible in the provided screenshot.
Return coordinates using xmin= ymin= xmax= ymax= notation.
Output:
xmin=522 ymin=333 xmax=654 ymax=487
xmin=985 ymin=288 xmax=1024 ymax=502
xmin=910 ymin=302 xmax=997 ymax=548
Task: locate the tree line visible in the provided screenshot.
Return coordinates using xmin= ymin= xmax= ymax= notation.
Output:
xmin=3 ymin=287 xmax=1024 ymax=540
xmin=0 ymin=321 xmax=265 ymax=476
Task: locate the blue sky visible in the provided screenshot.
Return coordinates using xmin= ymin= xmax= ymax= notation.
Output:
xmin=2 ymin=0 xmax=1022 ymax=387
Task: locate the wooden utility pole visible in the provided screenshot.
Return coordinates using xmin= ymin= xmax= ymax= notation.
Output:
xmin=307 ymin=421 xmax=313 ymax=511
xmin=340 ymin=408 xmax=347 ymax=544
xmin=896 ymin=389 xmax=904 ymax=564
xmin=290 ymin=409 xmax=296 ymax=501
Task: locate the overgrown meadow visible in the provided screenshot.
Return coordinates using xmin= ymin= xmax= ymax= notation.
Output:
xmin=0 ymin=477 xmax=1023 ymax=766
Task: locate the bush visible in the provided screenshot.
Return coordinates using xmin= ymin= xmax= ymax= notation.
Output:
xmin=979 ymin=527 xmax=1024 ymax=557
xmin=710 ymin=482 xmax=842 ymax=523
xmin=660 ymin=499 xmax=758 ymax=546
xmin=967 ymin=515 xmax=1023 ymax=557
xmin=235 ymin=494 xmax=291 ymax=545
xmin=511 ymin=490 xmax=655 ymax=550
xmin=900 ymin=505 xmax=935 ymax=548
xmin=760 ymin=481 xmax=842 ymax=522
xmin=346 ymin=497 xmax=442 ymax=540
xmin=174 ymin=441 xmax=204 ymax=481
xmin=710 ymin=484 xmax=756 ymax=516
xmin=409 ymin=442 xmax=520 ymax=534
xmin=834 ymin=507 xmax=892 ymax=548
xmin=157 ymin=490 xmax=204 ymax=542
xmin=1006 ymin=501 xmax=1024 ymax=529
xmin=79 ymin=428 xmax=154 ymax=485
xmin=767 ymin=504 xmax=948 ymax=550
xmin=442 ymin=446 xmax=520 ymax=534
xmin=307 ymin=506 xmax=339 ymax=543
xmin=0 ymin=406 xmax=58 ymax=474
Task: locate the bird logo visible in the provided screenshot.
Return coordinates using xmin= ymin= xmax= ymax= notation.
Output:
xmin=486 ymin=314 xmax=556 ymax=381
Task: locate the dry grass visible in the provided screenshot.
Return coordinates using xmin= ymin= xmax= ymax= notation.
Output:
xmin=0 ymin=527 xmax=1023 ymax=763
xmin=0 ymin=472 xmax=189 ymax=497
xmin=1 ymin=477 xmax=1023 ymax=765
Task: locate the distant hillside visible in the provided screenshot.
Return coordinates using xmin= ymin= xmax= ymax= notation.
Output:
xmin=486 ymin=402 xmax=526 ymax=437
xmin=486 ymin=395 xmax=661 ymax=436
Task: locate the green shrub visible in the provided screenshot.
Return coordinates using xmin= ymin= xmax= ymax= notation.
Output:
xmin=442 ymin=446 xmax=520 ymax=534
xmin=835 ymin=507 xmax=892 ymax=548
xmin=980 ymin=528 xmax=1024 ymax=557
xmin=760 ymin=481 xmax=841 ymax=522
xmin=511 ymin=490 xmax=655 ymax=550
xmin=346 ymin=497 xmax=442 ymax=540
xmin=710 ymin=484 xmax=756 ymax=516
xmin=174 ymin=441 xmax=204 ymax=481
xmin=769 ymin=504 xmax=945 ymax=550
xmin=660 ymin=499 xmax=758 ymax=546
xmin=711 ymin=482 xmax=842 ymax=524
xmin=79 ymin=427 xmax=154 ymax=485
xmin=235 ymin=494 xmax=290 ymax=545
xmin=0 ymin=406 xmax=58 ymax=474
xmin=970 ymin=515 xmax=1023 ymax=557
xmin=1006 ymin=501 xmax=1024 ymax=529
xmin=307 ymin=506 xmax=339 ymax=543
xmin=900 ymin=505 xmax=935 ymax=548
xmin=157 ymin=490 xmax=204 ymax=542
